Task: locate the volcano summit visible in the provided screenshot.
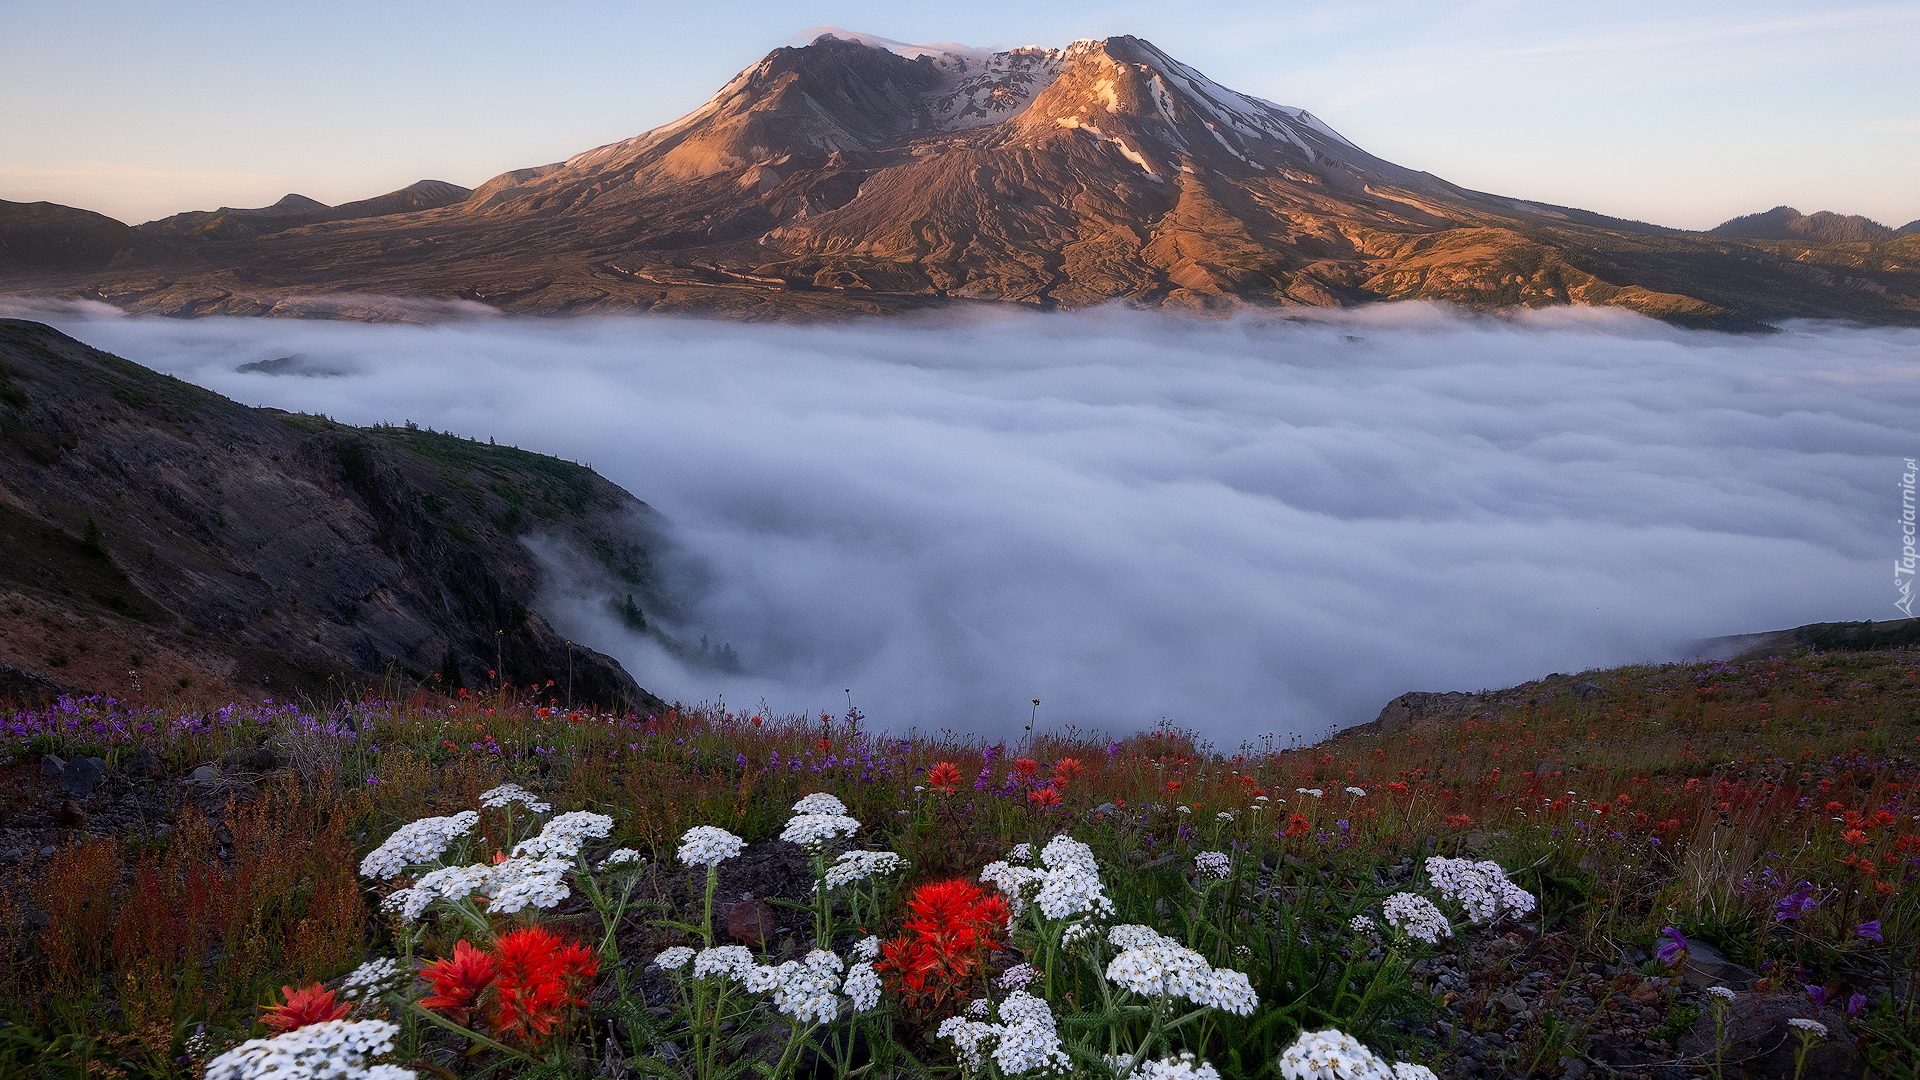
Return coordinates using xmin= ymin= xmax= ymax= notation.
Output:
xmin=3 ymin=31 xmax=1917 ymax=327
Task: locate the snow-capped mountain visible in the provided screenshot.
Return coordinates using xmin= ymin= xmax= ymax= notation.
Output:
xmin=3 ymin=32 xmax=1916 ymax=326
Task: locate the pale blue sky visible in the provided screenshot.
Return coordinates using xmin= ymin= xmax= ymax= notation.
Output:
xmin=3 ymin=0 xmax=1915 ymax=230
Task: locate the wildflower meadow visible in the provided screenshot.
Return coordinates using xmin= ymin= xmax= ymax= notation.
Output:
xmin=0 ymin=646 xmax=1915 ymax=1079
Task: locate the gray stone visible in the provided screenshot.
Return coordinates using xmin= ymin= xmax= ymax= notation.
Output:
xmin=1559 ymin=1057 xmax=1590 ymax=1080
xmin=57 ymin=756 xmax=104 ymax=798
xmin=1571 ymin=681 xmax=1605 ymax=697
xmin=1679 ymin=939 xmax=1759 ymax=990
xmin=40 ymin=753 xmax=65 ymax=777
xmin=122 ymin=746 xmax=161 ymax=777
xmin=190 ymin=764 xmax=219 ymax=784
xmin=1499 ymin=992 xmax=1528 ymax=1012
xmin=219 ymin=745 xmax=283 ymax=772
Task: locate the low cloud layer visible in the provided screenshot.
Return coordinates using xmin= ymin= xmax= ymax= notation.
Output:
xmin=28 ymin=303 xmax=1917 ymax=745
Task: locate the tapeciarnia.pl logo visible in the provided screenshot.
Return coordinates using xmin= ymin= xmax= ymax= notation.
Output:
xmin=1899 ymin=458 xmax=1916 ymax=617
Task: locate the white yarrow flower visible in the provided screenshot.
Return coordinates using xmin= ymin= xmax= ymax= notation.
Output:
xmin=484 ymin=856 xmax=572 ymax=913
xmin=981 ymin=860 xmax=1043 ymax=915
xmin=820 ymin=849 xmax=905 ymax=890
xmin=692 ymin=945 xmax=759 ymax=981
xmin=410 ymin=863 xmax=495 ymax=904
xmin=1381 ymin=892 xmax=1451 ymax=945
xmin=851 ymin=935 xmax=883 ymax=962
xmin=768 ymin=950 xmax=845 ymax=1025
xmin=599 ymin=847 xmax=642 ymax=869
xmin=339 ymin=957 xmax=407 ymax=1001
xmin=1103 ymin=926 xmax=1257 ymax=1016
xmin=937 ymin=992 xmax=1072 ymax=1075
xmin=477 ymin=783 xmax=552 ymax=814
xmin=1787 ymin=1018 xmax=1828 ymax=1037
xmin=1061 ymin=920 xmax=1103 ymax=949
xmin=512 ymin=811 xmax=614 ymax=859
xmin=1109 ymin=923 xmax=1176 ymax=950
xmin=678 ymin=825 xmax=746 ymax=867
xmin=792 ymin=792 xmax=849 ymax=815
xmin=1194 ymin=850 xmax=1232 ymax=879
xmin=1278 ymin=1029 xmax=1396 ymax=1080
xmin=780 ymin=813 xmax=862 ymax=851
xmin=1114 ymin=1051 xmax=1222 ymax=1080
xmin=991 ymin=991 xmax=1071 ymax=1075
xmin=378 ymin=888 xmax=433 ymax=923
xmin=1425 ymin=856 xmax=1536 ymax=924
xmin=1034 ymin=835 xmax=1115 ymax=919
xmin=654 ymin=946 xmax=696 ymax=971
xmin=359 ymin=811 xmax=479 ymax=880
xmin=843 ymin=962 xmax=882 ymax=1011
xmin=1706 ymin=986 xmax=1737 ymax=1002
xmin=206 ymin=1019 xmax=412 ymax=1080
xmin=1345 ymin=787 xmax=1367 ymax=797
xmin=938 ymin=1015 xmax=998 ymax=1071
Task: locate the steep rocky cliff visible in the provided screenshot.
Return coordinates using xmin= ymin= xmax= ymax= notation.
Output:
xmin=0 ymin=318 xmax=664 ymax=708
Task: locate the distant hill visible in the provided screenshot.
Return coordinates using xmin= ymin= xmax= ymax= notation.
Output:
xmin=1708 ymin=205 xmax=1899 ymax=244
xmin=136 ymin=180 xmax=472 ymax=241
xmin=1 ymin=32 xmax=1917 ymax=327
xmin=0 ymin=318 xmax=662 ymax=708
xmin=0 ymin=201 xmax=138 ymax=269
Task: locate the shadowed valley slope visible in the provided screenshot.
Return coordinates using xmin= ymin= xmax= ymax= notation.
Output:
xmin=0 ymin=319 xmax=665 ymax=708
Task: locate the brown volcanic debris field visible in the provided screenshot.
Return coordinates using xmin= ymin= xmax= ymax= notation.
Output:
xmin=1 ymin=34 xmax=1918 ymax=327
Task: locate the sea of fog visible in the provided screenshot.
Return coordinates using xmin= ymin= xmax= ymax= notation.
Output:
xmin=17 ymin=302 xmax=1917 ymax=746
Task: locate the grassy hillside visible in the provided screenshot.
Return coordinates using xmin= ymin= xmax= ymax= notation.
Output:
xmin=0 ymin=641 xmax=1913 ymax=1078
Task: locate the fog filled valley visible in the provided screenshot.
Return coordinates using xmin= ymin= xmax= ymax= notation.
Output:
xmin=24 ymin=302 xmax=1914 ymax=744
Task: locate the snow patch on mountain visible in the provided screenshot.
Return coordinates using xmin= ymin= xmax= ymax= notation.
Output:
xmin=924 ymin=47 xmax=1067 ymax=131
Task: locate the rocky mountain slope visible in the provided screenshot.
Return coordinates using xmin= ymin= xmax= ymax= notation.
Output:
xmin=0 ymin=318 xmax=664 ymax=708
xmin=2 ymin=33 xmax=1917 ymax=328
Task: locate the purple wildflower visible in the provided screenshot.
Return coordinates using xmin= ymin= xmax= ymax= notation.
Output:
xmin=1853 ymin=920 xmax=1883 ymax=942
xmin=1805 ymin=985 xmax=1828 ymax=1008
xmin=1773 ymin=882 xmax=1821 ymax=922
xmin=1656 ymin=927 xmax=1688 ymax=965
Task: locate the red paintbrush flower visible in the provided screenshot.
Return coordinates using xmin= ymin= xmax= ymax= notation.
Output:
xmin=1029 ymin=787 xmax=1061 ymax=807
xmin=1283 ymin=813 xmax=1311 ymax=837
xmin=420 ymin=940 xmax=497 ymax=1015
xmin=926 ymin=761 xmax=963 ymax=794
xmin=1011 ymin=758 xmax=1040 ymax=779
xmin=1051 ymin=757 xmax=1085 ymax=787
xmin=260 ymin=983 xmax=351 ymax=1031
xmin=490 ymin=927 xmax=597 ymax=1043
xmin=876 ymin=879 xmax=1009 ymax=1014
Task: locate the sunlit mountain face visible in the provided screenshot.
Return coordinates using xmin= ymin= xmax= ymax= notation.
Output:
xmin=2 ymin=32 xmax=1917 ymax=328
